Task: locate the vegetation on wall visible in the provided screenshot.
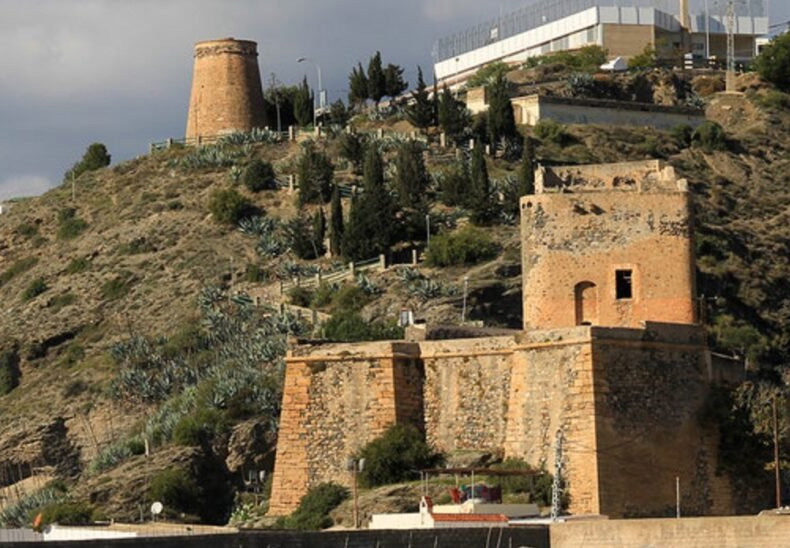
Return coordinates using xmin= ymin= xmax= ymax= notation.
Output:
xmin=357 ymin=424 xmax=443 ymax=488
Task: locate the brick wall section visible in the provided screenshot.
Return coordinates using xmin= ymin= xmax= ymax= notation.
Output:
xmin=185 ymin=38 xmax=266 ymax=139
xmin=521 ymin=161 xmax=697 ymax=331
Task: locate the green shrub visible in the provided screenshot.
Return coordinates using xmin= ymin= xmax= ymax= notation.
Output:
xmin=0 ymin=348 xmax=21 ymax=396
xmin=172 ymin=408 xmax=227 ymax=447
xmin=322 ymin=311 xmax=403 ymax=342
xmin=245 ymin=263 xmax=267 ymax=283
xmin=0 ymin=257 xmax=39 ymax=287
xmin=490 ymin=458 xmax=556 ymax=506
xmin=754 ymin=32 xmax=790 ymax=92
xmin=671 ymin=124 xmax=694 ymax=148
xmin=148 ymin=468 xmax=201 ymax=517
xmin=466 ymin=62 xmax=510 ymax=88
xmin=243 ymin=159 xmax=277 ymax=192
xmin=278 ymin=483 xmax=349 ymax=530
xmin=101 ymin=274 xmax=133 ymax=300
xmin=753 ymin=90 xmax=790 ymax=111
xmin=310 ymin=283 xmax=336 ymax=309
xmin=208 ymin=187 xmax=254 ymax=225
xmin=533 ymin=119 xmax=570 ymax=146
xmin=21 ymin=277 xmax=48 ymax=301
xmin=330 ymin=284 xmax=370 ymax=313
xmin=425 ymin=225 xmax=498 ymax=267
xmin=49 ymin=293 xmax=76 ymax=313
xmin=15 ymin=222 xmax=39 ymax=238
xmin=288 ymin=287 xmax=313 ymax=308
xmin=56 ymin=208 xmax=88 ymax=240
xmin=37 ymin=501 xmax=95 ymax=526
xmin=62 ymin=379 xmax=89 ymax=398
xmin=692 ymin=121 xmax=727 ymax=153
xmin=358 ymin=424 xmax=443 ymax=488
xmin=63 ymin=143 xmax=111 ymax=182
xmin=629 ymin=44 xmax=657 ymax=70
xmin=65 ymin=257 xmax=90 ymax=274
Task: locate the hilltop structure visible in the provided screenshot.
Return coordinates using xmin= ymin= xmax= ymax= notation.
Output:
xmin=433 ymin=0 xmax=769 ymax=88
xmin=185 ymin=38 xmax=266 ymax=139
xmin=268 ymin=160 xmax=743 ymax=519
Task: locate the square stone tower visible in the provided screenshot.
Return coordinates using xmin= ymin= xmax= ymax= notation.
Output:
xmin=520 ymin=160 xmax=697 ymax=330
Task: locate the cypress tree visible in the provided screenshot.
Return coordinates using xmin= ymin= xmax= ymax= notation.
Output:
xmin=367 ymin=51 xmax=387 ymax=106
xmin=297 ymin=143 xmax=334 ymax=206
xmin=384 ymin=63 xmax=408 ymax=100
xmin=393 ymin=141 xmax=429 ymax=211
xmin=439 ymin=160 xmax=471 ymax=208
xmin=348 ymin=63 xmax=369 ymax=109
xmin=312 ymin=208 xmax=327 ymax=257
xmin=343 ymin=146 xmax=394 ymax=260
xmin=294 ymin=76 xmax=314 ymax=127
xmin=469 ymin=142 xmax=493 ymax=225
xmin=519 ymin=137 xmax=536 ymax=197
xmin=329 ymin=186 xmax=344 ymax=256
xmin=438 ymin=85 xmax=469 ymax=144
xmin=487 ymin=73 xmax=517 ymax=145
xmin=404 ymin=67 xmax=435 ymax=129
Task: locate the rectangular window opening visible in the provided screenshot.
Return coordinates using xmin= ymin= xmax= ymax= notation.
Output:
xmin=615 ymin=270 xmax=633 ymax=300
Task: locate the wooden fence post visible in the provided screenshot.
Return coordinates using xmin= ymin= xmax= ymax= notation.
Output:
xmin=349 ymin=262 xmax=356 ymax=277
xmin=379 ymin=254 xmax=387 ymax=271
xmin=412 ymin=249 xmax=419 ymax=265
xmin=440 ymin=132 xmax=447 ymax=148
xmin=288 ymin=175 xmax=295 ymax=194
xmin=288 ymin=126 xmax=295 ymax=141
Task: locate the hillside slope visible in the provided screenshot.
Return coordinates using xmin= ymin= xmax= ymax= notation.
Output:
xmin=0 ymin=70 xmax=789 ymax=523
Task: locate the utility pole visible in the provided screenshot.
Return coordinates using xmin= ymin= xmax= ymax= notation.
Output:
xmin=551 ymin=429 xmax=564 ymax=522
xmin=461 ymin=275 xmax=469 ymax=324
xmin=774 ymin=394 xmax=783 ymax=509
xmin=726 ymin=0 xmax=737 ymax=92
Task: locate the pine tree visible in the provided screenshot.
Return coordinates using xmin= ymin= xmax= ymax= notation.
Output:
xmin=293 ymin=76 xmax=314 ymax=127
xmin=438 ymin=85 xmax=469 ymax=144
xmin=297 ymin=143 xmax=334 ymax=206
xmin=329 ymin=99 xmax=349 ymax=126
xmin=367 ymin=51 xmax=387 ymax=106
xmin=487 ymin=73 xmax=517 ymax=145
xmin=404 ymin=67 xmax=435 ymax=129
xmin=348 ymin=63 xmax=368 ymax=109
xmin=329 ymin=186 xmax=344 ymax=256
xmin=384 ymin=63 xmax=408 ymax=100
xmin=64 ymin=143 xmax=111 ymax=182
xmin=393 ymin=141 xmax=429 ymax=211
xmin=469 ymin=142 xmax=493 ymax=225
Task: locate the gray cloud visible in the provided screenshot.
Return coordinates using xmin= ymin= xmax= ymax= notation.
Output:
xmin=0 ymin=0 xmax=787 ymax=201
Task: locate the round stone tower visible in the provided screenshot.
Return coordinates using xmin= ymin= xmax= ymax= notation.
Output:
xmin=185 ymin=38 xmax=266 ymax=139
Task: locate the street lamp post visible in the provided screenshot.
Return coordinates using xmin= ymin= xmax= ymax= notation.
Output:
xmin=297 ymin=57 xmax=324 ymax=128
xmin=346 ymin=457 xmax=365 ymax=528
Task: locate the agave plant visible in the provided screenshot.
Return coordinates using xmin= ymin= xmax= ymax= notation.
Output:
xmin=0 ymin=488 xmax=61 ymax=527
xmin=396 ymin=266 xmax=425 ymax=283
xmin=356 ymin=273 xmax=381 ymax=296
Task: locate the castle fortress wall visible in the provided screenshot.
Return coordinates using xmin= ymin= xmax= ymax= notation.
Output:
xmin=268 ymin=160 xmax=742 ymax=519
xmin=185 ymin=38 xmax=266 ymax=139
xmin=269 ymin=328 xmax=737 ymax=517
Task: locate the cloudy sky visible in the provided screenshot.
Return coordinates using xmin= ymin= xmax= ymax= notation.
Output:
xmin=1 ymin=0 xmax=788 ymax=201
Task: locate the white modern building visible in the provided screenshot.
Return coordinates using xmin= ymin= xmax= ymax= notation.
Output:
xmin=434 ymin=0 xmax=769 ymax=87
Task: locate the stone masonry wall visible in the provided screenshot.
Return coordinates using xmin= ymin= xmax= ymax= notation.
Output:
xmin=590 ymin=326 xmax=735 ymax=517
xmin=185 ymin=38 xmax=266 ymax=139
xmin=521 ymin=162 xmax=696 ymax=330
xmin=504 ymin=328 xmax=601 ymax=515
xmin=420 ymin=337 xmax=514 ymax=454
xmin=268 ymin=342 xmax=421 ymax=515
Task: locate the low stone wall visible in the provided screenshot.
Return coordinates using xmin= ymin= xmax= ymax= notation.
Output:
xmin=511 ymin=94 xmax=705 ymax=130
xmin=550 ymin=515 xmax=790 ymax=548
